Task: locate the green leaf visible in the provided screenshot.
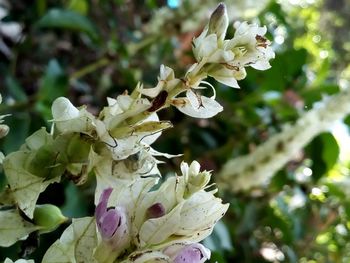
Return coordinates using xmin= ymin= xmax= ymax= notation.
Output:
xmin=2 ymin=113 xmax=30 ymax=154
xmin=67 ymin=0 xmax=89 ymax=15
xmin=0 ymin=209 xmax=39 ymax=247
xmin=61 ymin=182 xmax=89 ymax=218
xmin=36 ymin=8 xmax=99 ymax=41
xmin=306 ymin=132 xmax=339 ymax=181
xmin=66 ymin=133 xmax=92 ymax=163
xmin=36 ymin=0 xmax=47 ymax=16
xmin=247 ymin=48 xmax=307 ymax=92
xmin=3 ymin=151 xmax=61 ymax=218
xmin=320 ymin=133 xmax=339 ymax=171
xmin=203 ymin=221 xmax=233 ymax=252
xmin=24 ymin=127 xmax=53 ymax=151
xmin=302 ymin=84 xmax=339 ymax=108
xmin=5 ymin=75 xmax=28 ymax=102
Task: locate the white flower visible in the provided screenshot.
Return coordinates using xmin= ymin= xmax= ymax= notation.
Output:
xmin=172 ymin=91 xmax=223 ymax=118
xmin=192 ymin=29 xmax=235 ymax=65
xmin=140 ymin=65 xmax=180 ymax=98
xmin=171 ymin=83 xmax=223 ymax=119
xmin=180 ymin=161 xmax=211 ymax=196
xmin=207 ymin=64 xmax=247 ymax=88
xmin=225 ymin=21 xmax=275 ymax=70
xmin=51 ymin=97 xmax=95 ymax=134
xmin=191 ymin=9 xmax=274 ymax=89
xmin=192 ymin=4 xmax=234 ymax=64
xmin=95 ymin=161 xmax=228 ymax=254
xmin=101 ymin=94 xmax=151 ymax=130
xmin=96 ymin=93 xmax=173 ymax=160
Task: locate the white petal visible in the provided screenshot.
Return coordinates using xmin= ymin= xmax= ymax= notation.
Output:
xmin=174 ymin=96 xmax=223 ymax=118
xmin=186 ymin=89 xmax=201 ymax=109
xmin=52 ymin=97 xmax=79 ymax=121
xmin=116 ymin=94 xmax=133 ymax=111
xmin=139 ymin=203 xmax=184 ymax=247
xmin=208 ymin=67 xmax=241 ymax=88
xmin=180 ymin=161 xmax=189 ymax=180
xmin=148 ymin=147 xmax=182 ymax=159
xmin=189 ymin=161 xmax=201 ymax=175
xmin=177 ymin=191 xmax=229 ymax=238
xmin=140 ymin=84 xmax=163 ymax=98
xmin=251 ymin=60 xmax=271 ymax=70
xmin=194 ymin=34 xmax=218 ymax=61
xmin=159 ymin=64 xmax=175 ymax=80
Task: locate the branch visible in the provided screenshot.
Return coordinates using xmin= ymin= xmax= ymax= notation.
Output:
xmin=218 ymin=88 xmax=350 ymax=192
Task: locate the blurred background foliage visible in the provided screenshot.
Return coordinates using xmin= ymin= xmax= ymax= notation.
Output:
xmin=1 ymin=0 xmax=350 ymax=262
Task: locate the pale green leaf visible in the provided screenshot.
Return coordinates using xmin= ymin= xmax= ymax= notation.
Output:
xmin=3 ymin=151 xmax=60 ymax=218
xmin=0 ymin=209 xmax=39 ymax=247
xmin=42 ymin=217 xmax=97 ymax=263
xmin=23 ymin=128 xmax=53 ymax=151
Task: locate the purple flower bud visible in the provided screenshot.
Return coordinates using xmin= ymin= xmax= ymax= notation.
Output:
xmin=94 ymin=189 xmax=131 ymax=262
xmin=95 ymin=188 xmax=129 ymax=243
xmin=164 ymin=243 xmax=211 ymax=263
xmin=146 ymin=203 xmax=166 ymax=219
xmin=95 ymin=187 xmax=113 ymax=223
xmin=98 ymin=209 xmax=121 ymax=239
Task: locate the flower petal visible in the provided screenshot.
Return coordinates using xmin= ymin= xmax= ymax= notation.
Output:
xmin=174 ymin=96 xmax=223 ymax=118
xmin=98 ymin=209 xmax=120 ymax=239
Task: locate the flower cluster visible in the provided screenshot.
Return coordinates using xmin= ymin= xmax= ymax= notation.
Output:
xmin=0 ymin=3 xmax=274 ymax=263
xmin=139 ymin=3 xmax=274 ymax=119
xmin=190 ymin=4 xmax=274 ymax=88
xmin=42 ymin=161 xmax=228 ymax=263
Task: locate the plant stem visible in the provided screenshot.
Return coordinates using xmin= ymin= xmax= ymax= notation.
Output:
xmin=69 ymin=57 xmax=111 ymax=81
xmin=218 ymin=88 xmax=350 ymax=193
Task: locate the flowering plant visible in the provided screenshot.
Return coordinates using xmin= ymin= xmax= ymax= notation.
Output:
xmin=0 ymin=3 xmax=274 ymax=262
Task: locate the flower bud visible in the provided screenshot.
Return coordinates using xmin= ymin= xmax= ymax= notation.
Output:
xmin=164 ymin=243 xmax=211 ymax=263
xmin=208 ymin=3 xmax=229 ymax=41
xmin=51 ymin=97 xmax=95 ymax=134
xmin=180 ymin=161 xmax=212 ymax=197
xmin=146 ymin=203 xmax=166 ymax=219
xmin=52 ymin=97 xmax=79 ymax=121
xmin=33 ymin=204 xmax=67 ymax=233
xmin=0 ymin=124 xmax=9 ymax=139
xmin=94 ymin=188 xmax=131 ymax=262
xmin=95 ymin=188 xmax=130 ymax=243
xmin=98 ymin=207 xmax=125 ymax=239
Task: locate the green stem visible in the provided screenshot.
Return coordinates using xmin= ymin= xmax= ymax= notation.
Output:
xmin=69 ymin=35 xmax=160 ymax=82
xmin=69 ymin=57 xmax=111 ymax=81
